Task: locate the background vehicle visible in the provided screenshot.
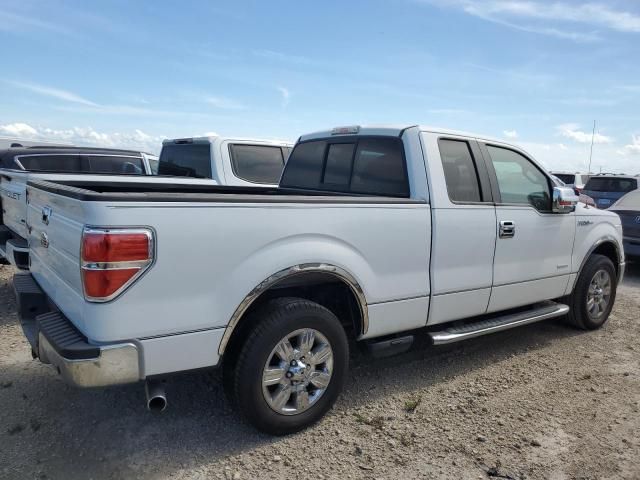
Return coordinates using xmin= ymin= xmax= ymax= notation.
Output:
xmin=159 ymin=136 xmax=293 ymax=186
xmin=550 ymin=171 xmax=591 ymax=193
xmin=14 ymin=125 xmax=623 ymax=434
xmin=551 ymin=175 xmax=595 ymax=207
xmin=0 ymin=146 xmax=156 ymax=268
xmin=582 ymin=174 xmax=639 ymax=209
xmin=610 ymin=190 xmax=640 ymax=260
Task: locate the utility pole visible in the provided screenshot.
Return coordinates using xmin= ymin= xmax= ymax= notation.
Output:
xmin=588 ymin=120 xmax=596 ymax=174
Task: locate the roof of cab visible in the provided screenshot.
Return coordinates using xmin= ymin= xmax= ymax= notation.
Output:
xmin=162 ymin=136 xmax=293 ymax=146
xmin=297 ymin=124 xmax=520 ymax=148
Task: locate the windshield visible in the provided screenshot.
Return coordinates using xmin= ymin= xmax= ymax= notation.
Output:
xmin=584 ymin=177 xmax=637 ymax=193
xmin=158 ymin=143 xmax=211 ymax=178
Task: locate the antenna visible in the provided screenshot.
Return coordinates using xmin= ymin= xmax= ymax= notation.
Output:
xmin=588 ymin=120 xmax=596 ymax=174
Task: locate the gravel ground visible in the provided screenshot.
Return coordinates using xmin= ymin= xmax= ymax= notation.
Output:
xmin=0 ymin=264 xmax=639 ymax=480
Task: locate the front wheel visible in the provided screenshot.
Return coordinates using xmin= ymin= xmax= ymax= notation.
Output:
xmin=565 ymin=254 xmax=617 ymax=330
xmin=226 ymin=297 xmax=349 ymax=435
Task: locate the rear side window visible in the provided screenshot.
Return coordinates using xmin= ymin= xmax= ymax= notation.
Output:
xmin=17 ymin=155 xmax=82 ymax=172
xmin=85 ymin=155 xmax=144 ymax=174
xmin=584 ymin=177 xmax=637 ymax=193
xmin=158 ymin=144 xmax=212 ymax=178
xmin=438 ymin=139 xmax=482 ymax=203
xmin=229 ymin=144 xmax=285 ymax=184
xmin=280 ymin=136 xmax=408 ymax=197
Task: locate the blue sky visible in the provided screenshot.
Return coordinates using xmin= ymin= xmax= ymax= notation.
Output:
xmin=1 ymin=0 xmax=639 ymax=172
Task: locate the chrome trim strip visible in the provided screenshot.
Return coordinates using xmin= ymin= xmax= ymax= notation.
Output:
xmin=38 ymin=333 xmax=140 ymax=387
xmin=218 ymin=263 xmax=369 ymax=356
xmin=429 ymin=302 xmax=569 ymax=345
xmin=576 ymin=236 xmax=623 ymax=279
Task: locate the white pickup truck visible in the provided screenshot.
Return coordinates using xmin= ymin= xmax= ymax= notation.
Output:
xmin=14 ymin=125 xmax=624 ymax=435
xmin=1 ymin=137 xmax=292 ymax=268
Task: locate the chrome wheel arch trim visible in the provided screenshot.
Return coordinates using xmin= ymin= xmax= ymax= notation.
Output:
xmin=217 ymin=263 xmax=369 ymax=356
xmin=577 ymin=236 xmax=624 ymax=285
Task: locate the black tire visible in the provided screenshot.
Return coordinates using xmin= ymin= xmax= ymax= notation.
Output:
xmin=225 ymin=297 xmax=349 ymax=435
xmin=565 ymin=254 xmax=617 ymax=330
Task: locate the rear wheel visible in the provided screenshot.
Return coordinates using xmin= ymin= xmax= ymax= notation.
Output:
xmin=565 ymin=254 xmax=617 ymax=330
xmin=225 ymin=297 xmax=349 ymax=435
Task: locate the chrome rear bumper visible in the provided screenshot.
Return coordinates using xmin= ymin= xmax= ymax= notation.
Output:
xmin=38 ymin=333 xmax=140 ymax=388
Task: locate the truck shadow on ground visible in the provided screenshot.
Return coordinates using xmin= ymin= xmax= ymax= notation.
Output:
xmin=2 ymin=263 xmax=638 ymax=479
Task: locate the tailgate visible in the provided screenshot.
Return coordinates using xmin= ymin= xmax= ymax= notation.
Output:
xmin=26 ymin=182 xmax=87 ymax=327
xmin=1 ymin=171 xmax=29 ymax=240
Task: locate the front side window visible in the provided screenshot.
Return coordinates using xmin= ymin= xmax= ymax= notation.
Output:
xmin=438 ymin=139 xmax=482 ymax=203
xmin=487 ymin=145 xmax=551 ymax=211
xmin=229 ymin=144 xmax=285 ymax=184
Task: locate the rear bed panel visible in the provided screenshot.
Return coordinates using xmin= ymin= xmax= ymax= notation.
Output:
xmin=26 ymin=182 xmax=431 ymax=344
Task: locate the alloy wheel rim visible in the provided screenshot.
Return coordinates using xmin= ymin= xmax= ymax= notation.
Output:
xmin=587 ymin=269 xmax=612 ymax=319
xmin=262 ymin=328 xmax=333 ymax=415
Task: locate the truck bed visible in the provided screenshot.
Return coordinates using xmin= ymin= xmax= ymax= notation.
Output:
xmin=28 ymin=179 xmax=419 ymax=203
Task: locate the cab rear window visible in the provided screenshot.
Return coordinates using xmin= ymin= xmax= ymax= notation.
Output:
xmin=158 ymin=144 xmax=211 ymax=178
xmin=280 ymin=136 xmax=409 ymax=197
xmin=584 ymin=177 xmax=637 ymax=193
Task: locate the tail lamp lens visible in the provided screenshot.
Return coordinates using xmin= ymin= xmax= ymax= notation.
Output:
xmin=81 ymin=228 xmax=153 ymax=302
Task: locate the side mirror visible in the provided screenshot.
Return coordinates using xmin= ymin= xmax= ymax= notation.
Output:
xmin=552 ymin=186 xmax=578 ymax=213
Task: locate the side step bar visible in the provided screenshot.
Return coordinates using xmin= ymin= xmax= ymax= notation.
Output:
xmin=429 ymin=301 xmax=569 ymax=345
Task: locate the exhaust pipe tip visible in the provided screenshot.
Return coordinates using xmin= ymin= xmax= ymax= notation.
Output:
xmin=145 ymin=380 xmax=167 ymax=412
xmin=147 ymin=395 xmax=167 ymax=412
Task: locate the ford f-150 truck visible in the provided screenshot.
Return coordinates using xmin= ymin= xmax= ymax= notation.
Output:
xmin=13 ymin=125 xmax=624 ymax=435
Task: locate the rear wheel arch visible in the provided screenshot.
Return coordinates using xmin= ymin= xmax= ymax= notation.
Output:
xmin=218 ymin=264 xmax=368 ymax=361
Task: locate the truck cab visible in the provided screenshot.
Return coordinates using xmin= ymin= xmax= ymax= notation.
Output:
xmin=158 ymin=136 xmax=293 ymax=187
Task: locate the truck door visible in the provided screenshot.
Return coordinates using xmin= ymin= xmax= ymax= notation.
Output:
xmin=421 ymin=133 xmax=497 ymax=325
xmin=479 ymin=143 xmax=575 ymax=312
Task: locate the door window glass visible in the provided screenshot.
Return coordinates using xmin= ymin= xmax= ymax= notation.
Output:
xmin=438 ymin=139 xmax=482 ymax=202
xmin=487 ymin=145 xmax=551 ymax=211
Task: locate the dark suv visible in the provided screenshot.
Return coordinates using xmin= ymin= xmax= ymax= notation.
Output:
xmin=582 ymin=175 xmax=639 ymax=209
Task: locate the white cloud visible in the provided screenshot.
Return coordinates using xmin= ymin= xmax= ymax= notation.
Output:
xmin=0 ymin=122 xmax=38 ymax=137
xmin=421 ymin=1 xmax=640 ymax=41
xmin=503 ymin=129 xmax=518 ymax=139
xmin=277 ymin=86 xmax=290 ymax=107
xmin=202 ymin=131 xmax=219 ymax=137
xmin=0 ymin=122 xmax=164 ymax=154
xmin=7 ymin=80 xmax=98 ymax=106
xmin=618 ymin=135 xmax=640 ymax=156
xmin=557 ymin=123 xmax=613 ymax=144
xmin=205 ymin=96 xmax=246 ymax=110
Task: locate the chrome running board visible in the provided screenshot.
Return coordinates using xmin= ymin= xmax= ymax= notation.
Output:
xmin=429 ymin=301 xmax=569 ymax=345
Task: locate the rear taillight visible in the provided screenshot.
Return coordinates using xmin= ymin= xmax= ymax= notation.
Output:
xmin=81 ymin=227 xmax=154 ymax=302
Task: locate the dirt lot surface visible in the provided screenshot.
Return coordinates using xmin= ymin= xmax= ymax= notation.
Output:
xmin=0 ymin=264 xmax=639 ymax=480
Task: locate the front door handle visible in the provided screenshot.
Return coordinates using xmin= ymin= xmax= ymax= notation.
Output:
xmin=499 ymin=220 xmax=515 ymax=238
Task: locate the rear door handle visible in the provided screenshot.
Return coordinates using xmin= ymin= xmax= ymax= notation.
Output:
xmin=499 ymin=220 xmax=515 ymax=238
